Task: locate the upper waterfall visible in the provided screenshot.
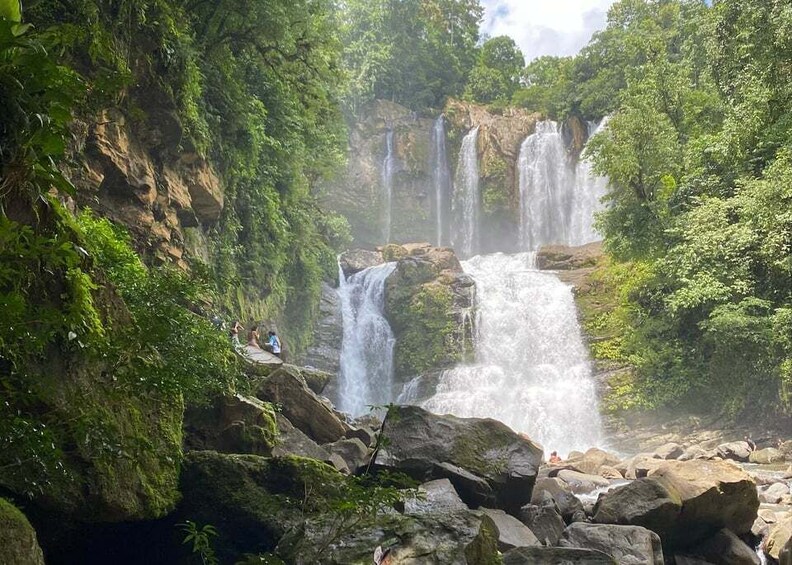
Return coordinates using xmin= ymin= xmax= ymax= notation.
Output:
xmin=431 ymin=116 xmax=452 ymax=248
xmin=406 ymin=252 xmax=604 ymax=456
xmin=518 ymin=119 xmax=609 ymax=251
xmin=336 ymin=261 xmax=396 ymax=416
xmin=451 ymin=126 xmax=480 ymax=258
xmin=380 ymin=128 xmax=396 ymax=243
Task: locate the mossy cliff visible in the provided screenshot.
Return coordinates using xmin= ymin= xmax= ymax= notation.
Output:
xmin=0 ymin=499 xmax=46 ymax=565
xmin=383 ymin=243 xmax=475 ymax=378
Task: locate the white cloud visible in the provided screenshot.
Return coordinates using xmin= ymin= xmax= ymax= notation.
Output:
xmin=480 ymin=0 xmax=616 ymax=62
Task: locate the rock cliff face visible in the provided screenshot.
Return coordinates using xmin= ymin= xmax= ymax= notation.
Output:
xmin=323 ymin=99 xmax=592 ymax=254
xmin=73 ymin=108 xmax=222 ymax=268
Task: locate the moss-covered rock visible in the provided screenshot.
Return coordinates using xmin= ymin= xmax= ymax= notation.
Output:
xmin=384 ymin=245 xmax=475 ymax=378
xmin=178 ymin=451 xmax=348 ymax=562
xmin=0 ymin=499 xmax=45 ymax=565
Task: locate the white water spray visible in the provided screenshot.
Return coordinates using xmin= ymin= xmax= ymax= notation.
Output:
xmin=451 ymin=127 xmax=480 ymax=258
xmin=518 ymin=119 xmax=608 ymax=251
xmin=413 ymin=253 xmax=604 ymax=456
xmin=337 ymin=262 xmax=396 ymax=416
xmin=431 ymin=116 xmax=452 ymax=247
xmin=381 ymin=129 xmax=396 ymax=243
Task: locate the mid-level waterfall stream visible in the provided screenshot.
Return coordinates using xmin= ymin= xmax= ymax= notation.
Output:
xmin=404 ymin=253 xmax=603 ymax=456
xmin=451 ymin=126 xmax=480 ymax=258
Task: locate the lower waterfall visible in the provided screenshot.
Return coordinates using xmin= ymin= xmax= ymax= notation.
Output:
xmin=402 ymin=252 xmax=603 ymax=456
xmin=336 ymin=262 xmax=396 ymax=417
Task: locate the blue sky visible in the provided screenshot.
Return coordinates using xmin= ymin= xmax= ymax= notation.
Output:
xmin=480 ymin=0 xmax=617 ymax=62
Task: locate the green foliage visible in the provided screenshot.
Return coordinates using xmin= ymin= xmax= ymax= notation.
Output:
xmin=340 ymin=0 xmax=483 ymax=111
xmin=465 ymin=35 xmax=524 ymax=104
xmin=179 ymin=521 xmax=219 ymax=565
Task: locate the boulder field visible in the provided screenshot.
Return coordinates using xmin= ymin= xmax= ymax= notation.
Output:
xmin=5 ymin=348 xmax=790 ymax=564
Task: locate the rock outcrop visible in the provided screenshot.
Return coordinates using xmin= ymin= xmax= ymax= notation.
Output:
xmin=383 ymin=243 xmax=475 ymax=377
xmin=374 ymin=405 xmax=543 ymax=513
xmin=0 ymin=499 xmax=45 ymax=565
xmin=300 ymin=282 xmax=343 ymax=374
xmin=561 ymin=523 xmax=664 ymax=565
xmin=184 ymin=394 xmax=278 ymax=455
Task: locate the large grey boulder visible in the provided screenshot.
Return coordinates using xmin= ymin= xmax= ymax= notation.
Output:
xmin=374 ymin=405 xmax=543 ymax=513
xmin=653 ymin=443 xmax=684 ymax=460
xmin=0 ymin=499 xmax=45 ymax=565
xmin=594 ymin=460 xmax=759 ymax=549
xmin=502 ymin=546 xmax=616 ymax=564
xmin=561 ymin=522 xmax=664 ymax=565
xmin=716 ymin=441 xmax=752 ymax=462
xmin=675 ymin=528 xmax=759 ymax=565
xmin=519 ymin=499 xmax=566 ymax=546
xmin=324 ymin=437 xmax=371 ymax=474
xmin=255 ymin=367 xmax=347 ymax=444
xmin=531 ymin=478 xmax=586 ymax=524
xmin=480 ymin=508 xmax=540 ymax=551
xmin=404 ymin=478 xmax=469 ymax=514
xmin=271 ymin=414 xmax=332 ymax=462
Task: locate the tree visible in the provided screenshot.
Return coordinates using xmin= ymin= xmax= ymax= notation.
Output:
xmin=464 ymin=35 xmax=524 ymax=104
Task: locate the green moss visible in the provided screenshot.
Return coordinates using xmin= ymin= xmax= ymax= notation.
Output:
xmin=0 ymin=499 xmax=45 ymax=565
xmin=449 ymin=423 xmax=514 ymax=478
xmin=391 ymin=282 xmax=459 ymax=377
xmin=465 ymin=514 xmax=503 ymax=565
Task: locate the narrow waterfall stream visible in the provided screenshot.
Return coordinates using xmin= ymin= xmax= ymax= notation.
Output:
xmin=431 ymin=116 xmax=452 ymax=247
xmin=337 ymin=262 xmax=396 ymax=417
xmin=380 ymin=129 xmax=396 ymax=243
xmin=410 ymin=253 xmax=603 ymax=456
xmin=451 ymin=126 xmax=480 ymax=258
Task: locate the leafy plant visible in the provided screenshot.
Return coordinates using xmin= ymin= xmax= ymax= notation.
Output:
xmin=179 ymin=520 xmax=219 ymax=565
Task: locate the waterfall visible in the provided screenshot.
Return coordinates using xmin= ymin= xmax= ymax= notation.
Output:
xmin=381 ymin=129 xmax=396 ymax=243
xmin=451 ymin=126 xmax=480 ymax=258
xmin=431 ymin=116 xmax=452 ymax=247
xmin=518 ymin=119 xmax=609 ymax=251
xmin=337 ymin=261 xmax=397 ymax=416
xmin=412 ymin=252 xmax=603 ymax=457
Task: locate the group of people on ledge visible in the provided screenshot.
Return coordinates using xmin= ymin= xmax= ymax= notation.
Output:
xmin=229 ymin=320 xmax=282 ymax=359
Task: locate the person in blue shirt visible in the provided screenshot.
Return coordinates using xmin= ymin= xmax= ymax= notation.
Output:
xmin=267 ymin=330 xmax=282 ymax=358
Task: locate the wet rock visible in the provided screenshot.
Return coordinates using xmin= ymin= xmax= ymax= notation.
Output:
xmin=345 ymin=426 xmax=377 ymax=448
xmin=676 ymin=528 xmax=759 ymax=565
xmin=617 ymin=453 xmax=667 ymax=479
xmin=0 ymin=499 xmax=45 ymax=565
xmin=531 ymin=478 xmax=586 ymax=524
xmin=271 ymin=414 xmax=331 ymax=461
xmin=255 ymin=367 xmax=347 ymax=444
xmin=571 ymin=447 xmax=623 ymax=475
xmin=325 ymin=438 xmax=370 ymax=474
xmin=678 ymin=445 xmax=713 ymax=461
xmin=519 ymin=500 xmax=566 ymax=546
xmin=536 ymin=242 xmax=603 ymax=271
xmin=480 ymin=508 xmax=540 ymax=551
xmin=184 ymin=394 xmax=277 ymax=455
xmin=759 ymin=482 xmax=790 ymax=504
xmin=502 ymin=546 xmax=616 ymax=564
xmin=716 ymin=441 xmax=753 ymax=462
xmin=561 ymin=522 xmax=664 ymax=565
xmin=338 ymin=249 xmax=384 ymax=276
xmin=596 ymin=460 xmax=759 ymax=549
xmin=300 ymin=282 xmax=342 ymax=375
xmin=599 ymin=466 xmax=624 ymax=479
xmin=404 ymin=478 xmax=469 ymax=514
xmin=766 ymin=514 xmax=792 ymax=562
xmin=557 ymin=470 xmax=610 ymax=494
xmin=749 ymin=447 xmax=786 ymax=464
xmin=653 ymin=443 xmax=684 ymax=460
xmin=374 ymin=405 xmax=543 ymax=513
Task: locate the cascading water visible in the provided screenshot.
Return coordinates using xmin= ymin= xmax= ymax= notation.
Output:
xmin=336 ymin=262 xmax=397 ymax=417
xmin=409 ymin=252 xmax=604 ymax=456
xmin=451 ymin=127 xmax=480 ymax=258
xmin=381 ymin=129 xmax=396 ymax=243
xmin=518 ymin=119 xmax=609 ymax=251
xmin=431 ymin=116 xmax=452 ymax=247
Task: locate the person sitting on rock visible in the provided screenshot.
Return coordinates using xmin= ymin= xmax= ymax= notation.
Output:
xmin=229 ymin=320 xmax=244 ymax=349
xmin=548 ymin=451 xmax=562 ymax=464
xmin=247 ymin=324 xmax=260 ymax=348
xmin=267 ymin=330 xmax=282 ymax=358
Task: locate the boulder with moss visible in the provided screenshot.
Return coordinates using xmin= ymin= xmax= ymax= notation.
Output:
xmin=0 ymin=499 xmax=46 ymax=565
xmin=384 ymin=244 xmax=475 ymax=378
xmin=184 ymin=394 xmax=278 ymax=455
xmin=374 ymin=405 xmax=543 ymax=513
